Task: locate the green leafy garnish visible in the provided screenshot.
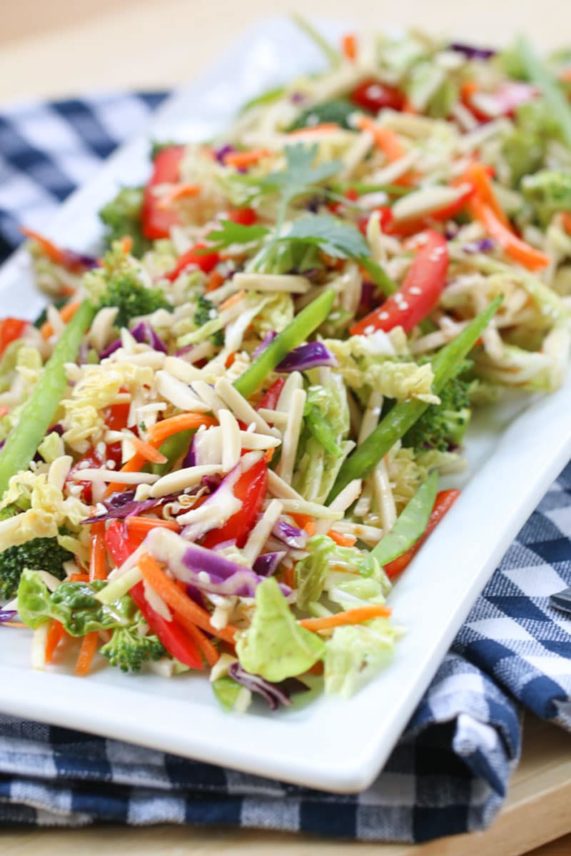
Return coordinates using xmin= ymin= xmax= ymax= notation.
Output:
xmin=282 ymin=214 xmax=368 ymax=259
xmin=206 ymin=219 xmax=269 ymax=249
xmin=289 ymin=98 xmax=355 ymax=130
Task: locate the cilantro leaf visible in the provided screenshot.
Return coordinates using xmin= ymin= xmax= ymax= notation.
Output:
xmin=281 ymin=214 xmax=369 ymax=259
xmin=206 ymin=219 xmax=269 ymax=249
xmin=263 ymin=144 xmax=342 ymax=201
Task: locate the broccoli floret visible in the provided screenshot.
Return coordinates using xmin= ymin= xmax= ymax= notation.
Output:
xmin=99 ymin=187 xmax=150 ymax=258
xmin=0 ymin=536 xmax=72 ymax=601
xmin=403 ymin=374 xmax=472 ymax=453
xmin=97 ymin=269 xmax=169 ymax=328
xmin=100 ymin=624 xmax=165 ymax=672
xmin=194 ymin=295 xmax=224 ymax=346
xmin=521 ymin=170 xmax=571 ymax=226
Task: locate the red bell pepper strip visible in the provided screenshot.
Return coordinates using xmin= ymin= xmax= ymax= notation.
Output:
xmin=68 ymin=444 xmax=119 ymax=504
xmin=350 ymin=230 xmax=449 ymax=335
xmin=226 ymin=208 xmax=258 ymax=226
xmin=358 ymin=206 xmax=394 ymax=236
xmin=103 ymin=520 xmax=204 ymax=670
xmin=384 ymin=489 xmax=460 ymax=579
xmin=142 ymin=145 xmax=185 ymax=240
xmin=201 ymin=458 xmax=268 ymax=549
xmin=105 ymin=402 xmax=131 ymax=431
xmin=0 ymin=318 xmax=28 ymax=357
xmin=163 ymin=243 xmax=220 ymax=282
xmin=257 ymin=378 xmax=285 ymax=411
xmin=350 ymin=78 xmax=405 ymax=113
xmin=130 ymin=583 xmax=204 ymax=670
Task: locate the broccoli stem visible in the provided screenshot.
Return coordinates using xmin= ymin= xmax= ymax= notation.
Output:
xmin=0 ymin=301 xmax=96 ymax=496
xmin=328 ymin=296 xmax=502 ymax=501
xmin=291 ymin=13 xmax=342 ymax=68
xmin=233 ymin=289 xmax=335 ymax=399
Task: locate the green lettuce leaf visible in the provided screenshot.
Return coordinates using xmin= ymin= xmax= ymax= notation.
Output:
xmin=296 ymin=534 xmax=388 ymax=611
xmin=17 ymin=570 xmax=134 ymax=635
xmin=325 ymin=335 xmax=436 ymax=404
xmin=236 ymin=578 xmax=324 ymax=682
xmin=324 ymin=618 xmax=398 ymax=697
xmin=293 ymin=372 xmax=351 ymax=503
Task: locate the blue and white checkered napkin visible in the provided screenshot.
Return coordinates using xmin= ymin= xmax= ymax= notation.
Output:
xmin=0 ymin=92 xmax=570 ymax=843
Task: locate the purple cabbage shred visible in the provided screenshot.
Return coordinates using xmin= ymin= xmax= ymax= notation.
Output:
xmin=253 ymin=331 xmax=277 ymax=358
xmin=228 ymin=662 xmax=309 ymax=710
xmin=130 ymin=321 xmax=167 ymax=353
xmin=276 ymin=341 xmax=336 ymax=373
xmin=253 ymin=551 xmax=287 ymax=576
xmin=449 ymin=42 xmax=496 ymax=60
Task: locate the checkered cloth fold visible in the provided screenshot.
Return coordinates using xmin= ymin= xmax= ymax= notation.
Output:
xmin=0 ymin=92 xmax=570 ymax=843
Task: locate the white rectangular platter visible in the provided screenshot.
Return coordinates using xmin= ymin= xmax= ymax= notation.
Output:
xmin=0 ymin=17 xmax=570 ymax=793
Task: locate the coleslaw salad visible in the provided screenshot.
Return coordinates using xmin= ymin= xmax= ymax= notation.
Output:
xmin=0 ymin=20 xmax=570 ymax=714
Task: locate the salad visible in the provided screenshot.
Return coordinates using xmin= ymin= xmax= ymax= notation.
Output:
xmin=0 ymin=21 xmax=570 ymax=714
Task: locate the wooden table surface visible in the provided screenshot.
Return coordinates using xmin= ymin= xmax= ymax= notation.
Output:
xmin=1 ymin=2 xmax=570 ymax=854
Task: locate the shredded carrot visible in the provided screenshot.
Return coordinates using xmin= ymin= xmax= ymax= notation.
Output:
xmin=75 ymin=632 xmax=99 ymax=676
xmin=20 ymin=227 xmax=65 ymax=265
xmin=402 ymin=98 xmax=419 ymax=115
xmin=219 ymin=289 xmax=246 ymax=312
xmin=290 ymin=512 xmax=314 ymax=529
xmin=341 ymin=33 xmax=357 ymax=62
xmin=463 ymin=162 xmax=510 ymax=227
xmin=68 ymin=573 xmax=91 ymax=582
xmin=40 ymin=299 xmax=81 ymax=340
xmin=469 ymin=197 xmax=550 ymax=271
xmin=138 ymin=553 xmax=236 ymax=643
xmin=129 ymin=435 xmax=168 ymax=465
xmin=156 ymin=183 xmax=201 ymax=209
xmin=3 ymin=621 xmax=26 ymax=628
xmin=206 ymin=270 xmax=225 ymax=292
xmin=560 ymin=68 xmax=571 ymax=83
xmin=355 ymin=116 xmax=406 ymax=163
xmin=327 ymin=529 xmax=357 ymax=547
xmin=307 ymin=660 xmax=324 ymax=676
xmin=89 ymin=522 xmax=108 ymax=581
xmin=225 ymin=352 xmax=236 ymax=368
xmin=299 ymin=605 xmax=392 ymax=633
xmin=105 ymin=451 xmax=146 ymax=496
xmin=184 ymin=622 xmax=219 ymax=667
xmin=45 ymin=620 xmax=66 ymax=664
xmin=461 ymin=80 xmax=478 ymax=102
xmin=224 ymin=149 xmax=272 ymax=169
xmin=0 ymin=406 xmax=9 ymax=419
xmin=126 ymin=516 xmax=180 ymax=534
xmin=562 ymin=212 xmax=571 ymax=235
xmin=120 ymin=236 xmax=133 ymax=254
xmin=287 ymin=123 xmax=340 ymax=137
xmin=148 ymin=413 xmax=216 ymax=447
xmin=282 ymin=564 xmax=296 ymax=589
